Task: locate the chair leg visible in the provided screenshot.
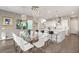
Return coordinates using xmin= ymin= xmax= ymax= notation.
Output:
xmin=13 ymin=41 xmax=17 ymax=53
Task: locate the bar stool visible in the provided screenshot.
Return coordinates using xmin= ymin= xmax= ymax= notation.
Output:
xmin=49 ymin=31 xmax=54 ymax=40
xmin=41 ymin=30 xmax=44 ymax=34
xmin=36 ymin=30 xmax=39 ymax=40
xmin=47 ymin=31 xmax=54 ymax=45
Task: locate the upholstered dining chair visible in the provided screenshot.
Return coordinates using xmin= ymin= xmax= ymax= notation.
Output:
xmin=12 ymin=33 xmax=34 ymax=53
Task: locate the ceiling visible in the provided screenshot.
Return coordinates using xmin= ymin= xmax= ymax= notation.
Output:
xmin=0 ymin=6 xmax=79 ymax=19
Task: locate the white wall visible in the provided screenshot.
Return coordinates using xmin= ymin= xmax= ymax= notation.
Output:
xmin=0 ymin=10 xmax=21 ymax=37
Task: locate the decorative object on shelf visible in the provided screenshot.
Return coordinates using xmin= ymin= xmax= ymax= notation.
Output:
xmin=2 ymin=16 xmax=13 ymax=25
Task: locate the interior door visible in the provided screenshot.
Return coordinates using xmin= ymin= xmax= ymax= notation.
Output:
xmin=70 ymin=18 xmax=78 ymax=34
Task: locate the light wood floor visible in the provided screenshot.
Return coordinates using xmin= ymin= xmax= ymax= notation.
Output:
xmin=0 ymin=39 xmax=16 ymax=53
xmin=29 ymin=34 xmax=79 ymax=53
xmin=44 ymin=34 xmax=79 ymax=53
xmin=0 ymin=34 xmax=79 ymax=53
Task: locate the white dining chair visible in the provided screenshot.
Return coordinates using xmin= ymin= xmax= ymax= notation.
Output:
xmin=39 ymin=33 xmax=49 ymax=42
xmin=33 ymin=40 xmax=45 ymax=48
xmin=32 ymin=33 xmax=49 ymax=53
xmin=12 ymin=33 xmax=34 ymax=52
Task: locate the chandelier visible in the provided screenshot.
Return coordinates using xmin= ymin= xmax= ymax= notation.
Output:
xmin=32 ymin=6 xmax=39 ymax=18
xmin=21 ymin=6 xmax=27 ymax=20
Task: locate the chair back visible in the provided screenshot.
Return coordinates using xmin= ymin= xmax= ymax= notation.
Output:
xmin=12 ymin=33 xmax=34 ymax=51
